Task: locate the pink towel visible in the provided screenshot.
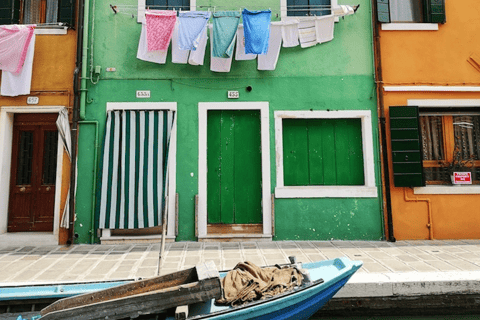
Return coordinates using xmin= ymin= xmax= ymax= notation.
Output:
xmin=145 ymin=10 xmax=177 ymax=51
xmin=0 ymin=25 xmax=35 ymax=74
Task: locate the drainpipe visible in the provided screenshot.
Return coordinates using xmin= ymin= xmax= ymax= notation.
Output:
xmin=79 ymin=0 xmax=90 ymax=121
xmin=371 ymin=0 xmax=395 ymax=242
xmin=69 ymin=0 xmax=86 ymax=244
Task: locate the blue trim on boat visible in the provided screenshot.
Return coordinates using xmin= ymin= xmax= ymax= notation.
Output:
xmin=0 ymin=280 xmax=131 ymax=301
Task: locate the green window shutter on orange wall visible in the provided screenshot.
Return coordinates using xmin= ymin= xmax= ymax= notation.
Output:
xmin=376 ymin=0 xmax=390 ymax=23
xmin=424 ymin=0 xmax=446 ymax=24
xmin=389 ymin=106 xmax=425 ymax=188
xmin=0 ymin=0 xmax=20 ymax=25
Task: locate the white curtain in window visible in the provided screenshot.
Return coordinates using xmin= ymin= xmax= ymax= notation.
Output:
xmin=453 ymin=116 xmax=480 ymax=161
xmin=420 ymin=116 xmax=444 ymax=161
xmin=23 ymin=0 xmax=41 ymax=24
xmin=390 ymin=0 xmax=423 ymax=23
xmin=46 ymin=0 xmax=59 ymax=23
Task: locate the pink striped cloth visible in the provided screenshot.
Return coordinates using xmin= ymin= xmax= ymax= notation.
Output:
xmin=145 ymin=10 xmax=177 ymax=51
xmin=0 ymin=25 xmax=35 ymax=74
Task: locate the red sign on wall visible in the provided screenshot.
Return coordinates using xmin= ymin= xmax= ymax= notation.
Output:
xmin=453 ymin=172 xmax=472 ymax=185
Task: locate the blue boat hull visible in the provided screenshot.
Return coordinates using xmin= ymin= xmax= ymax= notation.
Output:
xmin=187 ymin=257 xmax=362 ymax=320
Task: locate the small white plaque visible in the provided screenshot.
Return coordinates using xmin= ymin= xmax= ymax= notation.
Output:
xmin=228 ymin=91 xmax=239 ymax=99
xmin=136 ymin=90 xmax=150 ymax=98
xmin=27 ymin=97 xmax=39 ymax=104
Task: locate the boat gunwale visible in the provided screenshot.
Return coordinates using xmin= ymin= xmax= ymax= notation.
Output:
xmin=188 ymin=258 xmax=361 ymax=320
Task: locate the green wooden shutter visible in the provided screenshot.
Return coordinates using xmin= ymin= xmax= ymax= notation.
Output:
xmin=377 ymin=0 xmax=390 ymax=23
xmin=389 ymin=106 xmax=425 ymax=187
xmin=0 ymin=0 xmax=20 ymax=25
xmin=58 ymin=0 xmax=75 ymax=27
xmin=424 ymin=0 xmax=446 ymax=24
xmin=283 ymin=118 xmax=364 ymax=186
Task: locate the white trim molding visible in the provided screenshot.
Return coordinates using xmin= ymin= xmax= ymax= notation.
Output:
xmin=274 ymin=110 xmax=378 ymax=198
xmin=408 ymin=99 xmax=480 ymax=107
xmin=198 ymin=102 xmax=272 ymax=239
xmin=0 ymin=106 xmax=68 ymax=244
xmin=414 ymin=186 xmax=480 ymax=195
xmin=385 ymin=86 xmax=480 ymax=92
xmin=381 ymin=23 xmax=438 ymax=31
xmin=106 ymin=102 xmax=178 ymax=239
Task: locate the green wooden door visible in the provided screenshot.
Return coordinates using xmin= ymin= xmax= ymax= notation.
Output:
xmin=207 ymin=110 xmax=262 ymax=224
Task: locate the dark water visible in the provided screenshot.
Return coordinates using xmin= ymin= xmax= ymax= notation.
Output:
xmin=313 ymin=316 xmax=480 ymax=320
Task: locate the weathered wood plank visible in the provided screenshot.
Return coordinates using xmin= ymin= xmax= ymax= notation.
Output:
xmin=41 ymin=267 xmax=197 ymax=316
xmin=175 ymin=305 xmax=189 ymax=320
xmin=40 ymin=277 xmax=222 ymax=320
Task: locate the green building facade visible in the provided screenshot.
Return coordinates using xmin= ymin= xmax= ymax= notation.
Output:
xmin=75 ymin=0 xmax=385 ymax=243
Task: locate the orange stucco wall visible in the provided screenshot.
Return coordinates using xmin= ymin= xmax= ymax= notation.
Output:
xmin=0 ymin=29 xmax=77 ymax=244
xmin=379 ymin=0 xmax=480 ymax=240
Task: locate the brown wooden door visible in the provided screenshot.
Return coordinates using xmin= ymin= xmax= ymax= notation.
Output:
xmin=8 ymin=114 xmax=58 ymax=232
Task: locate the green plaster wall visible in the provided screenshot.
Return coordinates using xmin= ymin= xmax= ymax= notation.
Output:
xmin=75 ymin=0 xmax=383 ymax=243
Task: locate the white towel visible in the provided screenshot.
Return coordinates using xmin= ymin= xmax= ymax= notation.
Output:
xmin=257 ymin=23 xmax=282 ymax=71
xmin=297 ymin=18 xmax=317 ymax=48
xmin=333 ymin=5 xmax=355 ymax=17
xmin=188 ymin=27 xmax=208 ymax=66
xmin=235 ymin=24 xmax=257 ymax=61
xmin=210 ymin=26 xmax=233 ymax=73
xmin=315 ymin=14 xmax=335 ymax=44
xmin=137 ymin=23 xmax=168 ymax=64
xmin=171 ymin=22 xmax=189 ymax=64
xmin=1 ymin=34 xmax=36 ymax=97
xmin=281 ymin=20 xmax=299 ymax=48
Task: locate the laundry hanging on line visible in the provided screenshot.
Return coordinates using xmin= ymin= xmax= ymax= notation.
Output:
xmin=145 ymin=10 xmax=176 ymax=51
xmin=0 ymin=24 xmax=35 ymax=73
xmin=138 ymin=6 xmax=356 ymax=71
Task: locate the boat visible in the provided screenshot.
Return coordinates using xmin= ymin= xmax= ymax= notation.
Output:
xmin=29 ymin=257 xmax=362 ymax=320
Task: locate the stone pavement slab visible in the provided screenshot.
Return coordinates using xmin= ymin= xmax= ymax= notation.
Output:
xmin=1 ymin=240 xmax=480 ymax=301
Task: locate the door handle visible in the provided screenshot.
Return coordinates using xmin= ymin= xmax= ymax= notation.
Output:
xmin=46 ymin=187 xmax=51 ymax=191
xmin=20 ymin=187 xmax=26 ymax=192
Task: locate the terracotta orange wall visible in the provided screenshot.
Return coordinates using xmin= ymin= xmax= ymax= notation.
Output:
xmin=379 ymin=0 xmax=480 ymax=86
xmin=0 ymin=29 xmax=76 ymax=244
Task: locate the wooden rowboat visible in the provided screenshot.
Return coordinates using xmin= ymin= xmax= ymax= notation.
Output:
xmin=26 ymin=257 xmax=361 ymax=320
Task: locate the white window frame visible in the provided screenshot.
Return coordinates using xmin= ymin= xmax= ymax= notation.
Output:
xmin=198 ymin=102 xmax=272 ymax=239
xmin=280 ymin=0 xmax=339 ymax=22
xmin=100 ymin=102 xmax=178 ymax=240
xmin=275 ymin=110 xmax=378 ymax=198
xmin=0 ymin=106 xmax=68 ymax=244
xmin=408 ymin=99 xmax=480 ymax=195
xmin=138 ymin=0 xmax=196 ymax=23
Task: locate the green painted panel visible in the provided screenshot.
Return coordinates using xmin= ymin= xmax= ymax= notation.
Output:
xmin=307 ymin=121 xmax=325 ymax=185
xmin=283 ymin=119 xmax=309 ymax=186
xmin=390 ymin=128 xmax=421 ymax=140
xmin=207 ymin=110 xmax=262 ymax=225
xmin=321 ymin=120 xmax=337 ymax=185
xmin=234 ymin=111 xmax=262 ymax=224
xmin=334 ymin=119 xmax=364 ymax=185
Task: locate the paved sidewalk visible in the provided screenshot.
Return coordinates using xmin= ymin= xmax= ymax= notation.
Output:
xmin=1 ymin=240 xmax=480 ymax=300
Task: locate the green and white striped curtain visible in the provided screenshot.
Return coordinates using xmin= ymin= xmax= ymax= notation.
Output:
xmin=98 ymin=110 xmax=174 ymax=229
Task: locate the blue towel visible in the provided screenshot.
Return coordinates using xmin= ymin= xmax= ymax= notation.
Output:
xmin=242 ymin=9 xmax=271 ymax=55
xmin=212 ymin=11 xmax=241 ymax=58
xmin=178 ymin=11 xmax=211 ymax=51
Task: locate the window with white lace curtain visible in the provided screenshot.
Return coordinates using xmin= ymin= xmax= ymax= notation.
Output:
xmin=419 ymin=112 xmax=480 ymax=184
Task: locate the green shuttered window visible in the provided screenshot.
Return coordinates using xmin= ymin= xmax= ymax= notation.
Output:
xmin=145 ymin=0 xmax=190 ymax=10
xmin=286 ymin=0 xmax=331 ymax=17
xmin=282 ymin=118 xmax=365 ymax=186
xmin=98 ymin=110 xmax=175 ymax=230
xmin=389 ymin=106 xmax=425 ymax=187
xmin=377 ymin=0 xmax=446 ymax=24
xmin=0 ymin=0 xmax=75 ymax=26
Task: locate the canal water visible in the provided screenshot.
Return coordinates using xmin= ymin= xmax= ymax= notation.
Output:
xmin=313 ymin=316 xmax=480 ymax=319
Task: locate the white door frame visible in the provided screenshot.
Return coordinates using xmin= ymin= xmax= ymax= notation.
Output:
xmin=0 ymin=106 xmax=67 ymax=242
xmin=198 ymin=102 xmax=272 ymax=238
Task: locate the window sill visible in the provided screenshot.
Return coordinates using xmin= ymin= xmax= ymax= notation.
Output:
xmin=413 ymin=186 xmax=480 ymax=195
xmin=35 ymin=27 xmax=68 ymax=35
xmin=275 ymin=186 xmax=378 ymax=198
xmin=381 ymin=23 xmax=438 ymax=31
